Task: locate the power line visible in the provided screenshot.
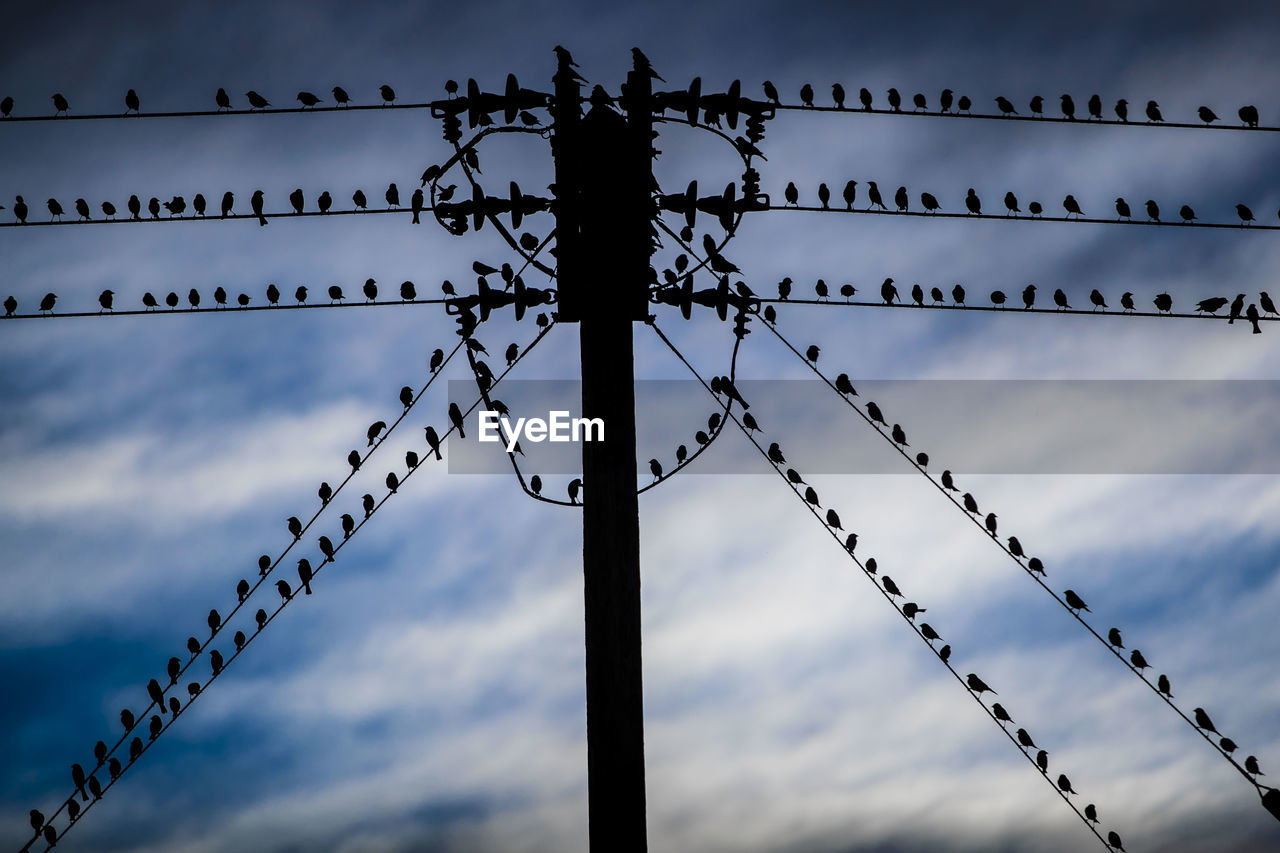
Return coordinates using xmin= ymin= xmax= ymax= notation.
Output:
xmin=648 ymin=319 xmax=1120 ymax=853
xmin=766 ymin=203 xmax=1279 ymax=232
xmin=0 ymin=207 xmax=428 ymax=229
xmin=0 ymin=100 xmax=541 ymax=123
xmin=754 ymin=295 xmax=1279 ymax=323
xmin=756 ymin=313 xmax=1272 ymax=795
xmin=2 ymin=296 xmax=451 ymax=321
xmin=24 ymin=322 xmax=556 ymax=852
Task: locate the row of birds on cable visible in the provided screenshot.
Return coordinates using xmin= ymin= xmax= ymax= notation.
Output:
xmin=795 ymin=346 xmax=1269 ymax=782
xmin=0 ymin=82 xmax=480 ymax=118
xmin=776 ymin=276 xmax=1274 ymax=329
xmin=24 ymin=367 xmax=488 ymax=842
xmin=780 ymin=180 xmax=1273 ymax=226
xmin=6 ymin=180 xmax=456 ymax=226
xmin=770 ymin=81 xmax=1264 ymax=127
xmin=646 ymin=403 xmax=759 ymax=483
xmin=758 ymin=426 xmax=1131 ymax=850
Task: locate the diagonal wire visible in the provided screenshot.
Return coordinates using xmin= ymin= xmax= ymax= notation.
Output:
xmin=757 ymin=311 xmax=1268 ymax=793
xmin=26 ymin=321 xmax=556 ymax=852
xmin=648 ymin=318 xmax=1117 ymax=852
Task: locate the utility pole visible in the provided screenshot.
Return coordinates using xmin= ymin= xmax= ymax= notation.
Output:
xmin=553 ymin=52 xmax=653 ymax=851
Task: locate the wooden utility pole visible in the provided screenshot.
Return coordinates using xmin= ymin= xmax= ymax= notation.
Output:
xmin=553 ymin=52 xmax=653 ymax=851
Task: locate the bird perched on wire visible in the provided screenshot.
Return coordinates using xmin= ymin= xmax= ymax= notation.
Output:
xmin=1087 ymin=94 xmax=1102 ymax=120
xmin=385 ymin=182 xmax=400 ymax=209
xmin=52 ymin=92 xmax=70 ymax=115
xmin=289 ymin=188 xmax=304 ymax=214
xmin=1004 ymin=191 xmax=1020 ymax=216
xmin=866 ymin=401 xmax=887 ymax=426
xmin=965 ymin=188 xmax=981 ymax=215
xmin=887 ymin=88 xmax=902 ymax=111
xmin=799 ymin=83 xmax=814 ymax=107
xmin=1114 ymin=98 xmax=1129 ymax=121
xmin=246 ymin=90 xmax=270 ymax=110
xmin=568 ymin=478 xmax=583 ymax=504
xmin=995 ymin=96 xmax=1017 ymax=115
xmin=762 ymin=81 xmax=779 ymax=103
xmin=784 ymin=182 xmax=799 ymax=206
xmin=891 ymin=424 xmax=908 ymax=446
xmin=297 ymin=91 xmax=321 ymax=108
xmin=1063 ymin=195 xmax=1084 ymax=218
xmin=835 ymin=373 xmax=857 ymax=396
xmin=894 ymin=186 xmax=908 ymax=211
xmin=1063 ymin=589 xmax=1090 ymax=612
xmin=1246 ymin=303 xmax=1262 ymax=334
xmin=98 ymin=290 xmax=115 ymax=312
xmin=448 ymin=402 xmax=466 ymax=437
xmin=940 ymin=89 xmax=954 ymax=113
xmin=952 ymin=284 xmax=966 ymax=305
xmin=966 ymin=673 xmax=996 ymax=695
xmin=920 ymin=192 xmax=940 ymax=213
xmin=1228 ymin=293 xmax=1245 ymax=324
xmin=1053 ymin=288 xmax=1070 ymax=310
xmin=1060 ymin=94 xmax=1075 ymax=119
xmin=1146 ymin=100 xmax=1163 ymax=122
xmin=1179 ymin=204 xmax=1196 ymax=222
xmin=1196 ymin=296 xmax=1228 ymax=315
xmin=215 ymin=88 xmax=232 ymax=110
xmin=251 ymin=190 xmax=267 ymax=226
xmin=867 ymin=181 xmax=886 ymax=211
xmin=1090 ymin=289 xmax=1107 ymax=311
xmin=1153 ymin=292 xmax=1173 ymax=313
xmin=881 ymin=278 xmax=898 ymax=304
xmin=990 ymin=290 xmax=1006 ymax=308
xmin=47 ymin=197 xmax=64 ymax=220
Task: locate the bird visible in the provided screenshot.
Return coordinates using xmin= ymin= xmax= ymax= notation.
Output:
xmin=903 ymin=602 xmax=925 ymax=620
xmin=1057 ymin=774 xmax=1077 ymax=795
xmin=1084 ymin=803 xmax=1099 ymax=824
xmin=1179 ymin=204 xmax=1196 ymax=222
xmin=920 ymin=623 xmax=942 ymax=642
xmin=1153 ymin=292 xmax=1173 ymax=313
xmin=1087 ymin=93 xmax=1102 ymax=120
xmin=14 ymin=195 xmax=29 ymax=222
xmin=265 ymin=283 xmax=280 ymax=305
xmin=835 ymin=374 xmax=857 ymax=396
xmin=1028 ymin=201 xmax=1043 ymax=217
xmin=1115 ymin=98 xmax=1129 ymax=121
xmin=0 ymin=95 xmax=12 ymax=116
xmin=962 ymin=492 xmax=979 ymax=514
xmin=881 ymin=278 xmax=898 ymax=303
xmin=1239 ymin=105 xmax=1259 ymax=127
xmin=568 ymin=478 xmax=583 ymax=504
xmin=1219 ymin=737 xmax=1238 ymax=754
xmin=1237 ymin=204 xmax=1255 ymax=225
xmin=379 ymin=84 xmax=397 ymax=104
xmin=289 ymin=188 xmax=304 ymax=214
xmin=762 ymin=81 xmax=779 ymax=103
xmin=912 ymin=92 xmax=927 ymax=111
xmin=805 ymin=344 xmax=820 ymax=364
xmin=236 ymin=578 xmax=250 ymax=603
xmin=939 ymin=644 xmax=951 ymax=662
xmin=319 ymin=535 xmax=336 ymax=561
xmin=328 ymin=285 xmax=344 ymax=303
xmin=147 ymin=676 xmax=166 ymax=710
xmin=832 ymin=83 xmax=845 ymax=109
xmin=952 ymin=284 xmax=966 ymax=305
xmin=276 ymin=579 xmax=293 ymax=600
xmin=1193 ymin=707 xmax=1219 ymax=734
xmin=1108 ymin=627 xmax=1124 ymax=648
xmin=297 ymin=558 xmax=314 ymax=593
xmin=841 ymin=181 xmax=857 ymax=210
xmin=1107 ymin=830 xmax=1126 ymax=851
xmin=187 ymin=288 xmax=202 ymax=309
xmin=824 ymin=508 xmax=843 ymax=529
xmin=39 ymin=292 xmax=57 ymax=314
xmin=367 ymin=421 xmax=387 ymax=446
xmin=1196 ymin=296 xmax=1228 ymax=315
xmin=984 ymin=513 xmax=998 ymax=535
xmin=428 ymin=348 xmax=445 ymax=373
xmin=333 ymin=86 xmax=350 ymax=106
xmin=966 ymin=673 xmax=996 ymax=695
xmin=362 ymin=493 xmax=375 ymax=517
xmin=920 ymin=192 xmax=940 ymax=213
xmin=911 ymin=283 xmax=924 ymax=306
xmin=47 ymin=197 xmax=64 ymax=220
xmin=353 ymin=189 xmax=368 ymax=210
xmin=992 ymin=704 xmax=1014 ymax=725
xmin=363 ymin=278 xmax=378 ymax=301
xmin=1060 ymin=93 xmax=1075 ymax=119
xmin=251 ymin=190 xmax=267 ymax=225
xmin=52 ymin=92 xmax=70 ymax=115
xmin=930 ymin=286 xmax=944 ymax=305
xmin=1090 ymin=289 xmax=1107 ymax=311
xmin=915 ymin=451 xmax=928 ymax=468
xmin=1063 ymin=589 xmax=1090 ymax=612
xmin=1246 ymin=755 xmax=1264 ymax=777
xmin=894 ymin=186 xmax=908 ymax=212
xmin=530 ymin=475 xmax=543 ymax=495
xmin=1115 ymin=197 xmax=1131 ymax=219
xmin=449 ymin=402 xmax=466 ymax=437
xmin=1248 ymin=303 xmax=1264 ymax=334
xmin=1145 ymin=199 xmax=1160 ymax=221
xmin=401 ymin=280 xmax=417 ymax=300
xmin=1120 ymin=292 xmax=1135 ymax=312
xmin=1198 ymin=105 xmax=1219 ymax=125
xmin=147 ymin=196 xmax=161 ymax=218
xmin=165 ymin=291 xmax=179 ymax=308
xmin=295 ymin=285 xmax=307 ymax=304
xmin=784 ymin=182 xmax=799 ymax=206
xmin=215 ymin=88 xmax=231 ymax=110
xmin=859 ymin=87 xmax=873 ymax=110
xmin=1022 ymin=284 xmax=1037 ymax=309
xmin=75 ymin=197 xmax=91 ymax=220
xmin=411 ymin=188 xmax=424 ymax=224
xmin=767 ymin=443 xmax=786 ymax=464
xmin=940 ymin=89 xmax=954 ymax=113
xmin=991 ymin=290 xmax=1006 ymax=308
xmin=799 ymin=84 xmax=814 ymax=107
xmin=297 ymin=91 xmax=321 ymax=108
xmin=867 ymin=182 xmax=886 ymax=210
xmin=4 ymin=295 xmax=16 ymax=316
xmin=348 ymin=449 xmax=363 ymax=472
xmin=649 ymin=458 xmax=663 ymax=482
xmin=385 ymin=182 xmax=400 ymax=209
xmin=192 ymin=193 xmax=206 ymax=216
xmin=246 ymin=90 xmax=270 ymax=110
xmin=213 ymin=286 xmax=228 ymax=308
xmin=1027 ymin=557 xmax=1046 ymax=576
xmin=891 ymin=424 xmax=908 ymax=446
xmin=965 ymin=188 xmax=981 ymax=215
xmin=1053 ymin=288 xmax=1070 ymax=310
xmin=884 ymin=87 xmax=902 ymax=111
xmin=1228 ymin=293 xmax=1245 ymax=324
xmin=882 ymin=576 xmax=903 ymax=597
xmin=1130 ymin=649 xmax=1150 ymax=671
xmin=98 ymin=290 xmax=114 ymax=312
xmin=995 ymin=96 xmax=1017 ymax=115
xmin=1003 ymin=191 xmax=1020 ymax=216
xmin=1146 ymin=100 xmax=1163 ymax=122
xmin=866 ymin=401 xmax=887 ymax=426
xmin=1063 ymin=194 xmax=1084 ymax=218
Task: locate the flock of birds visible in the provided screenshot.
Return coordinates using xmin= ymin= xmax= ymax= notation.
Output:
xmin=773 ymin=275 xmax=1275 ymax=332
xmin=767 ymin=81 xmax=1266 ymax=129
xmin=3 ymin=178 xmax=455 ymax=228
xmin=780 ymin=178 xmax=1276 ymax=229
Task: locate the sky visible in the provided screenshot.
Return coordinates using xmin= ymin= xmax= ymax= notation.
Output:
xmin=4 ymin=1 xmax=1280 ymax=851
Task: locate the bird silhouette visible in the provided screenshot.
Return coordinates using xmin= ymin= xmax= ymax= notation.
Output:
xmin=767 ymin=443 xmax=786 ymax=464
xmin=0 ymin=95 xmax=12 ymax=117
xmin=1107 ymin=830 xmax=1126 ymax=851
xmin=1130 ymin=649 xmax=1150 ymax=671
xmin=1238 ymin=105 xmax=1259 ymax=127
xmin=401 ymin=280 xmax=417 ymax=300
xmin=784 ymin=182 xmax=798 ymax=206
xmin=1227 ymin=293 xmax=1245 ymax=324
xmin=276 ymin=579 xmax=292 ymax=601
xmin=991 ymin=290 xmax=1006 ymax=307
xmin=411 ymin=188 xmax=424 ymax=223
xmin=1087 ymin=94 xmax=1102 ymax=120
xmin=835 ymin=373 xmax=857 ymax=396
xmin=1120 ymin=292 xmax=1135 ymax=312
xmin=289 ymin=188 xmax=304 ymax=214
xmin=386 ymin=182 xmax=400 ymax=209
xmin=805 ymin=344 xmax=820 ymax=364
xmin=903 ymin=602 xmax=925 ymax=620
xmin=297 ymin=558 xmax=314 ymax=593
xmin=4 ymin=295 xmax=16 ymax=316
xmin=47 ymin=198 xmax=64 ymax=220
xmin=831 ymin=83 xmax=845 ymax=108
xmin=1108 ymin=627 xmax=1124 ymax=648
xmin=1146 ymin=100 xmax=1163 ymax=122
xmin=891 ymin=424 xmax=909 ymax=445
xmin=1028 ymin=201 xmax=1043 ymax=216
xmin=867 ymin=181 xmax=886 ymax=211
xmin=804 ymin=486 xmax=820 ymax=506
xmin=187 ymin=288 xmax=201 ymax=309
xmin=246 ymin=90 xmax=270 ymax=110
xmin=762 ymin=81 xmax=779 ymax=103
xmin=845 ymin=533 xmax=858 ymax=552
xmin=882 ymin=576 xmax=903 ymax=597
xmin=1063 ymin=589 xmax=1090 ymax=612
xmin=1090 ymin=289 xmax=1107 ymax=311
xmin=568 ymin=478 xmax=583 ymax=504
xmin=939 ymin=644 xmax=951 ymax=661
xmin=866 ymin=401 xmax=887 ymax=426
xmin=251 ymin=190 xmax=267 ymax=225
xmin=910 ymin=284 xmax=924 ymax=306
xmin=1053 ymin=288 xmax=1070 ymax=310
xmin=1004 ymin=191 xmax=1020 ymax=216
xmin=1063 ymin=194 xmax=1084 ymax=218
xmin=14 ymin=195 xmax=29 ymax=222
xmin=920 ymin=192 xmax=939 ymax=212
xmin=912 ymin=92 xmax=927 ymax=111
xmin=319 ymin=533 xmax=336 ymax=560
xmin=965 ymin=188 xmax=981 ymax=215
xmin=1029 ymin=95 xmax=1044 ymax=115
xmin=920 ymin=623 xmax=942 ymax=642
xmin=840 ymin=181 xmax=857 ymax=210
xmin=814 ymin=279 xmax=829 ymax=300
xmin=214 ymin=286 xmax=228 ymax=308
xmin=333 ymin=86 xmax=350 ymax=106
xmin=1115 ymin=98 xmax=1129 ymax=121
xmin=98 ymin=290 xmax=114 ymax=312
xmin=328 ymin=285 xmax=344 ymax=303
xmin=1246 ymin=755 xmax=1264 ymax=777
xmin=894 ymin=186 xmax=908 ymax=211
xmin=1115 ymin=197 xmax=1131 ymax=219
xmin=962 ymin=492 xmax=979 ymax=514
xmin=192 ymin=193 xmax=206 ymax=216
xmin=1153 ymin=292 xmax=1173 ymax=313
xmin=881 ymin=278 xmax=899 ymax=303
xmin=1037 ymin=750 xmax=1049 ymax=771
xmin=1027 ymin=557 xmax=1046 ymax=576
xmin=297 ymin=91 xmax=321 ymax=108
xmin=1236 ymin=203 xmax=1255 ymax=226
xmin=215 ymin=88 xmax=231 ymax=110
xmin=887 ymin=88 xmax=902 ymax=111
xmin=52 ymin=92 xmax=70 ymax=115
xmin=1058 ymin=774 xmax=1077 ymax=795
xmin=1145 ymin=199 xmax=1160 ymax=222
xmin=931 ymin=286 xmax=944 ymax=305
xmin=353 ymin=189 xmax=367 ymax=210
xmin=995 ymin=96 xmax=1017 ymax=115
xmin=940 ymin=89 xmax=954 ymax=113
xmin=75 ymin=197 xmax=91 ymax=220
xmin=1020 ymin=284 xmax=1036 ymax=309
xmin=449 ymin=402 xmax=466 ymax=437
xmin=1197 ymin=105 xmax=1219 ymax=125
xmin=1196 ymin=296 xmax=1228 ymax=315
xmin=147 ymin=196 xmax=161 ymax=218
xmin=1247 ymin=303 xmax=1262 ymax=334
xmin=147 ymin=676 xmax=166 ymax=710
xmin=1179 ymin=204 xmax=1196 ymax=222
xmin=39 ymin=292 xmax=57 ymax=314
xmin=798 ymin=83 xmax=814 ymax=107
xmin=293 ymin=285 xmax=308 ymax=304
xmin=859 ymin=87 xmax=873 ymax=110
xmin=985 ymin=513 xmax=998 ymax=535
xmin=1060 ymin=94 xmax=1075 ymax=119
xmin=967 ymin=673 xmax=996 ymax=695
xmin=164 ymin=291 xmax=179 ymax=308
xmin=362 ymin=493 xmax=375 ymax=517
xmin=1191 ymin=707 xmax=1220 ymax=734
xmin=952 ymin=284 xmax=966 ymax=305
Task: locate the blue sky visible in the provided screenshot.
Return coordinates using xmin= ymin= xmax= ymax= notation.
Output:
xmin=4 ymin=2 xmax=1280 ymax=851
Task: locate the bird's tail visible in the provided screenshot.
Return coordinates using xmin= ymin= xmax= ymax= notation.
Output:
xmin=412 ymin=210 xmax=420 ymax=225
xmin=304 ymin=582 xmax=312 ymax=595
xmin=257 ymin=213 xmax=267 ymax=226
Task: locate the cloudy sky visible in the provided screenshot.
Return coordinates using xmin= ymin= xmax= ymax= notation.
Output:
xmin=4 ymin=2 xmax=1280 ymax=851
